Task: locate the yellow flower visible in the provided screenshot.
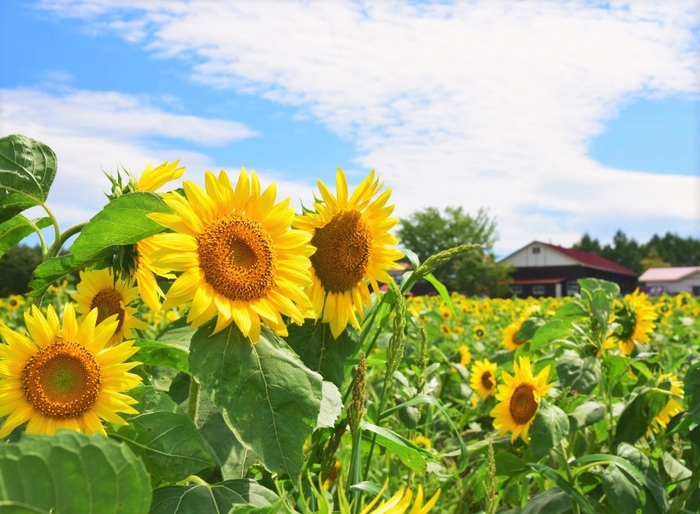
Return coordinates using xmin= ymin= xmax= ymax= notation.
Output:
xmin=439 ymin=323 xmax=451 ymax=336
xmin=361 ymin=480 xmax=441 ymax=514
xmin=472 ymin=325 xmax=486 ymax=340
xmin=412 ymin=435 xmax=432 ymax=449
xmin=149 ymin=169 xmax=314 ymax=342
xmin=133 ymin=236 xmax=173 ymax=312
xmin=653 ymin=373 xmax=684 ymax=430
xmin=459 ymin=344 xmax=472 ymax=366
xmin=0 ymin=304 xmax=141 ymax=437
xmin=490 ymin=356 xmax=553 ymax=443
xmin=6 ymin=295 xmax=23 ymax=312
xmin=501 ymin=322 xmax=524 ymax=352
xmin=439 ymin=304 xmax=452 ymax=320
xmin=616 ymin=289 xmax=657 ymax=356
xmin=470 ymin=359 xmax=498 ymax=400
xmin=294 ymin=168 xmax=404 ymax=339
xmin=71 ymin=267 xmax=149 ymax=346
xmin=136 ymin=160 xmax=185 ymax=192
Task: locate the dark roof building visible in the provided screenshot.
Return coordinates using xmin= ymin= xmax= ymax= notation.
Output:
xmin=499 ymin=241 xmax=638 ymax=298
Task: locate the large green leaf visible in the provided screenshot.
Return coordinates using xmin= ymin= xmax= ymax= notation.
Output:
xmin=107 ymin=386 xmax=214 ymax=484
xmin=360 ymin=422 xmax=428 ymax=473
xmin=530 ymin=319 xmax=573 ymax=352
xmin=614 ymin=389 xmax=668 ymax=448
xmin=285 ymin=319 xmax=361 ymax=388
xmin=0 ymin=215 xmax=52 ymax=257
xmin=150 ymin=479 xmax=279 ymax=514
xmin=200 ymin=411 xmax=259 ymax=480
xmin=568 ymin=401 xmax=605 ymax=432
xmin=556 ymin=350 xmax=600 ymax=395
xmin=0 ymin=135 xmax=57 ymax=223
xmin=189 ymin=323 xmax=323 ymax=481
xmin=27 ymin=247 xmax=113 ymax=297
xmin=522 ymin=487 xmax=573 ymax=514
xmin=69 ymin=192 xmax=171 ymax=260
xmin=685 ymin=361 xmax=700 ymax=423
xmin=0 ymin=431 xmax=150 ymax=514
xmin=134 ymin=338 xmax=190 ymax=374
xmin=529 ymin=400 xmax=570 ymax=459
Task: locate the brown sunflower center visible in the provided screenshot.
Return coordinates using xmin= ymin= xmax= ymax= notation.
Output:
xmin=481 ymin=371 xmax=494 ymax=391
xmin=509 ymin=383 xmax=538 ymax=424
xmin=90 ymin=289 xmax=125 ymax=331
xmin=310 ymin=210 xmax=372 ymax=293
xmin=22 ymin=341 xmax=101 ymax=419
xmin=197 ymin=214 xmax=277 ymax=302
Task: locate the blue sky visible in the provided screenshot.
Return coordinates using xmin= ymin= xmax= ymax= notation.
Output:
xmin=1 ymin=1 xmax=698 ymax=258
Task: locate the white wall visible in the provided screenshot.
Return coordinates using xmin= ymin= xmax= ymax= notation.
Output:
xmin=503 ymin=243 xmax=578 ymax=267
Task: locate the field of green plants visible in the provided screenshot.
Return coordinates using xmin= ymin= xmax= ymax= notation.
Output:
xmin=0 ymin=133 xmax=699 ymax=513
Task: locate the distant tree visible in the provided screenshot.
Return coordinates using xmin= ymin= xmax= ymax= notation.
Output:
xmin=573 ymin=233 xmax=603 ymax=255
xmin=0 ymin=245 xmax=43 ymax=296
xmin=640 ymin=248 xmax=671 ymax=271
xmin=396 ymin=206 xmax=513 ymax=296
xmin=644 ymin=232 xmax=700 ymax=267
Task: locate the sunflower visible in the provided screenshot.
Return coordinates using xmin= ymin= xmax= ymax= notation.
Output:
xmin=615 ymin=289 xmax=657 ymax=356
xmin=148 ymin=169 xmax=314 ymax=342
xmin=136 ymin=160 xmax=185 ymax=192
xmin=0 ymin=304 xmax=141 ymax=437
xmin=294 ymin=168 xmax=404 ymax=339
xmin=361 ymin=479 xmax=441 ymax=514
xmin=133 ymin=236 xmax=174 ymax=313
xmin=470 ymin=359 xmax=498 ymax=400
xmin=458 ymin=344 xmax=472 ymax=366
xmin=71 ymin=268 xmax=149 ymax=346
xmin=653 ymin=373 xmax=684 ymax=430
xmin=501 ymin=322 xmax=524 ymax=352
xmin=472 ymin=325 xmax=486 ymax=340
xmin=490 ymin=356 xmax=553 ymax=443
xmin=439 ymin=323 xmax=452 ymax=336
xmin=6 ymin=295 xmax=24 ymax=312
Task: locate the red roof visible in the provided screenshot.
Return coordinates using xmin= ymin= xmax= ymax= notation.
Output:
xmin=542 ymin=243 xmax=637 ymax=276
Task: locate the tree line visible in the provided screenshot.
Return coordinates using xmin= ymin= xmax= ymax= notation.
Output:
xmin=1 ymin=208 xmax=698 ymax=297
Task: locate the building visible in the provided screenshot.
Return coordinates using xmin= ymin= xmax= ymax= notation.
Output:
xmin=638 ymin=267 xmax=700 ymax=296
xmin=499 ymin=241 xmax=638 ymax=298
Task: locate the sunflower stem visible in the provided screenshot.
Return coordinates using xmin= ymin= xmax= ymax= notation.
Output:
xmin=556 ymin=440 xmax=580 ymax=514
xmin=187 ymin=377 xmax=201 ymax=424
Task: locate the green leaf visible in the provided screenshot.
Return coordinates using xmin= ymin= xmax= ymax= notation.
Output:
xmin=522 ymin=487 xmax=573 ymax=514
xmin=107 ymin=386 xmax=215 ymax=484
xmin=285 ymin=319 xmax=361 ymax=388
xmin=685 ymin=361 xmax=700 ymax=424
xmin=578 ymin=278 xmax=619 ymax=299
xmin=189 ymin=323 xmax=323 ymax=481
xmin=200 ymin=411 xmax=259 ymax=480
xmin=568 ymin=401 xmax=605 ymax=432
xmin=0 ymin=215 xmax=51 ymax=257
xmin=70 ymin=192 xmax=171 ymax=260
xmin=556 ymin=350 xmax=601 ymax=395
xmin=317 ymin=381 xmax=342 ymax=429
xmin=529 ymin=401 xmax=570 ymax=459
xmin=27 ymin=248 xmax=113 ymax=297
xmin=661 ymin=452 xmax=691 ymax=492
xmin=531 ymin=319 xmax=573 ymax=352
xmin=495 ymin=452 xmax=528 ymax=477
xmin=515 ymin=316 xmax=546 ymax=344
xmin=602 ymin=460 xmax=644 ymax=514
xmin=0 ymin=135 xmax=57 ymax=223
xmin=134 ymin=338 xmax=189 ymax=374
xmin=360 ymin=422 xmax=428 ymax=472
xmin=616 ymin=443 xmax=668 ymax=513
xmin=614 ymin=389 xmax=667 ymax=447
xmin=528 ymin=463 xmax=597 ymax=514
xmin=553 ymin=301 xmax=587 ymax=321
xmin=156 ymin=317 xmax=196 ymax=349
xmin=0 ymin=431 xmax=150 ymax=514
xmin=150 ymin=479 xmax=279 ymax=514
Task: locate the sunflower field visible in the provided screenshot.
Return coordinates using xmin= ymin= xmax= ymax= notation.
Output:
xmin=0 ymin=133 xmax=699 ymax=514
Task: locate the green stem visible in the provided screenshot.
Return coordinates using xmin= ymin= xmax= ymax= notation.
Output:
xmin=347 ymin=427 xmax=364 ymax=514
xmin=556 ymin=441 xmax=580 ymax=514
xmin=26 ymin=218 xmax=49 ymax=257
xmin=46 ymin=221 xmax=88 ymax=261
xmin=188 ymin=378 xmax=201 ymax=424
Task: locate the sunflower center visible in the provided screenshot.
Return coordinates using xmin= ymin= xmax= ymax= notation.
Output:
xmin=90 ymin=289 xmax=125 ymax=330
xmin=197 ymin=214 xmax=277 ymax=302
xmin=310 ymin=210 xmax=372 ymax=293
xmin=481 ymin=371 xmax=494 ymax=391
xmin=509 ymin=383 xmax=538 ymax=425
xmin=21 ymin=341 xmax=101 ymax=419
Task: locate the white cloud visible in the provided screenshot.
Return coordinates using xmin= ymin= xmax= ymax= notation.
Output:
xmin=30 ymin=0 xmax=700 ymax=255
xmin=0 ymin=87 xmax=257 ymax=233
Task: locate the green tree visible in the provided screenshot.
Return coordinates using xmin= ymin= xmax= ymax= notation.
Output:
xmin=639 ymin=248 xmax=671 ymax=271
xmin=396 ymin=206 xmax=513 ymax=296
xmin=0 ymin=245 xmax=43 ymax=296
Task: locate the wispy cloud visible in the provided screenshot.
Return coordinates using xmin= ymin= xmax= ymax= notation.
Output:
xmin=32 ymin=1 xmax=700 ymax=253
xmin=0 ymin=87 xmax=257 ymax=228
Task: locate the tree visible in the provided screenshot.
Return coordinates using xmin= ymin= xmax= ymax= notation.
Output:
xmin=396 ymin=206 xmax=513 ymax=296
xmin=0 ymin=245 xmax=43 ymax=296
xmin=640 ymin=248 xmax=671 ymax=271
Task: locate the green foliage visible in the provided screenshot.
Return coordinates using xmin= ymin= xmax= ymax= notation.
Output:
xmin=0 ymin=431 xmax=151 ymax=514
xmin=0 ymin=244 xmax=43 ymax=295
xmin=150 ymin=479 xmax=280 ymax=513
xmin=189 ymin=322 xmax=324 ymax=481
xmin=396 ymin=206 xmax=513 ymax=296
